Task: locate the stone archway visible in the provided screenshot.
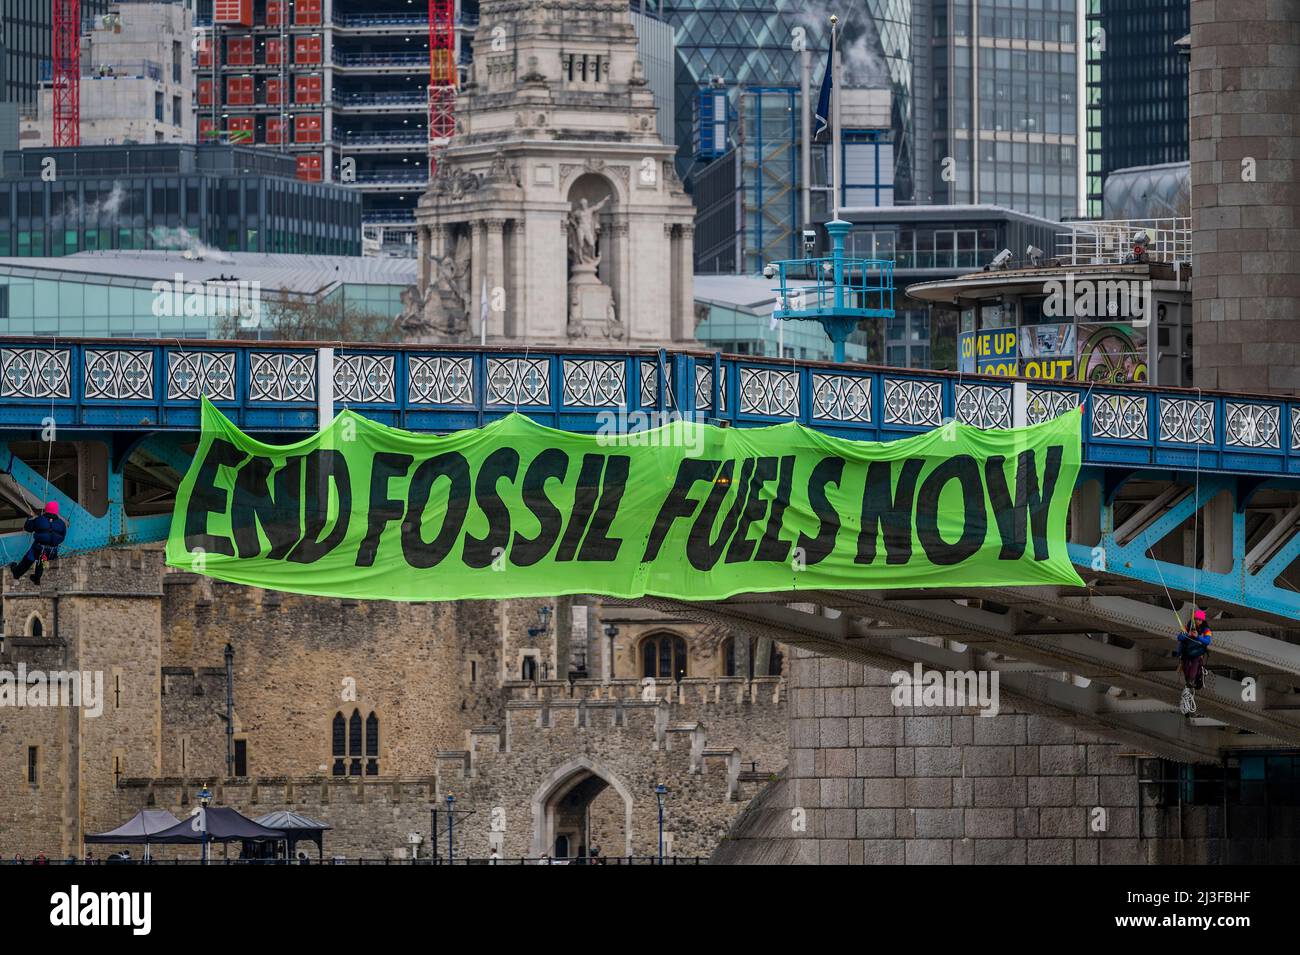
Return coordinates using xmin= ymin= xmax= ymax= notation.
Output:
xmin=530 ymin=755 xmax=634 ymax=859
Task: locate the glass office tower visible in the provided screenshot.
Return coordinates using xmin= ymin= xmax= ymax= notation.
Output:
xmin=1085 ymin=0 xmax=1189 ymax=217
xmin=4 ymin=0 xmax=111 ymax=108
xmin=660 ymin=0 xmax=915 ymax=200
xmin=924 ymin=0 xmax=1085 ymax=221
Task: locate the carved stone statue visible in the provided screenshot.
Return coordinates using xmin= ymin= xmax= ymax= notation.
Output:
xmin=567 ymin=196 xmax=610 ymax=268
xmin=399 ymin=231 xmax=471 ymax=340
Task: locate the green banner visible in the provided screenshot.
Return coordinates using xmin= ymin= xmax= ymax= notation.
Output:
xmin=165 ymin=398 xmax=1085 ymax=601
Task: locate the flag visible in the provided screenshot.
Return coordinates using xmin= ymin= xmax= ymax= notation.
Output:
xmin=814 ymin=44 xmax=833 ymax=140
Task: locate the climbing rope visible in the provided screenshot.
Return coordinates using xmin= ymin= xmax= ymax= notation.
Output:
xmin=1191 ymin=386 xmax=1204 ymax=614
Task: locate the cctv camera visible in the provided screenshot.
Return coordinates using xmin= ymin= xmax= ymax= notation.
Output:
xmin=987 ymin=249 xmax=1012 ymax=270
xmin=763 ymin=263 xmax=776 ymax=279
xmin=1026 ymin=245 xmax=1045 ymax=266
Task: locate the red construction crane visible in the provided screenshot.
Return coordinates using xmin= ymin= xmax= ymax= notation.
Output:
xmin=428 ymin=0 xmax=457 ymax=171
xmin=52 ymin=0 xmax=82 ymax=147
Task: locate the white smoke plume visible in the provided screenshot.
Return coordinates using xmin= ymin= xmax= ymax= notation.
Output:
xmin=798 ymin=1 xmax=890 ymax=89
xmin=149 ymin=226 xmax=236 ymax=264
xmin=57 ymin=182 xmax=127 ymax=226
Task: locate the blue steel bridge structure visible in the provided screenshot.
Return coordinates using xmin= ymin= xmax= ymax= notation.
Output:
xmin=1 ymin=338 xmax=1300 ymax=762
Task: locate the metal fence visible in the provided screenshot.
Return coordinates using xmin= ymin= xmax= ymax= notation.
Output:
xmin=1056 ymin=217 xmax=1191 ymax=267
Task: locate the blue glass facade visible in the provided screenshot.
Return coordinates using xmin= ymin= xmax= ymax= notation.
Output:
xmin=0 ymin=145 xmax=362 ymax=257
xmin=661 ymin=0 xmax=914 ymax=200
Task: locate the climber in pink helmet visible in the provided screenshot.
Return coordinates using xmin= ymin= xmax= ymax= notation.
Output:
xmin=1177 ymin=608 xmax=1213 ymax=696
xmin=9 ymin=501 xmax=67 ymax=586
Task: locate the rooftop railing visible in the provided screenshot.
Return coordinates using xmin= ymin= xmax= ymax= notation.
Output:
xmin=1056 ymin=217 xmax=1191 ymax=267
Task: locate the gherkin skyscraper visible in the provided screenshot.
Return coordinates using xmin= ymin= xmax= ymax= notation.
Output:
xmin=658 ymin=0 xmax=916 ymax=201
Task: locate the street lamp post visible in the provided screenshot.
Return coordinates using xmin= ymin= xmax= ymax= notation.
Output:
xmin=197 ymin=786 xmax=213 ymax=865
xmin=446 ymin=794 xmax=455 ymax=863
xmin=604 ymin=622 xmax=619 ymax=683
xmin=654 ymin=784 xmax=667 ymax=864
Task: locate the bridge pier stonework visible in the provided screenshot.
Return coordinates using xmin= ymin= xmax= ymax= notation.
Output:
xmin=1190 ymin=0 xmax=1300 ymax=393
xmin=714 ymin=649 xmax=1297 ymax=865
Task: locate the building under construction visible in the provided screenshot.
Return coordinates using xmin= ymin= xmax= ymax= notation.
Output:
xmin=195 ymin=0 xmax=477 ymax=251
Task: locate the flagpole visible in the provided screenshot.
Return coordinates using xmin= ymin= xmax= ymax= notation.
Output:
xmin=800 ymin=45 xmax=811 ymax=229
xmin=830 ymin=13 xmax=841 ymax=222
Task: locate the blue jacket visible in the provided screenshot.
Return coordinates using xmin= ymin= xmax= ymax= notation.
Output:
xmin=1178 ymin=625 xmax=1212 ymax=659
xmin=24 ymin=513 xmax=67 ymax=552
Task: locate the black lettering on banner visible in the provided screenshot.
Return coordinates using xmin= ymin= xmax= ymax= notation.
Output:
xmin=795 ymin=456 xmax=846 ymax=566
xmin=463 ymin=447 xmax=521 ymax=568
xmin=915 ymin=455 xmax=986 ymax=565
xmin=230 ymin=454 xmax=303 ymax=559
xmin=755 ymin=455 xmax=795 ymax=562
xmin=641 ymin=458 xmax=721 ymax=563
xmin=578 ymin=454 xmax=629 ymax=562
xmin=557 ymin=454 xmax=606 ymax=561
xmin=355 ymin=453 xmax=413 ymax=567
xmin=856 ymin=458 xmax=924 ymax=565
xmin=403 ymin=451 xmax=471 ymax=569
xmin=183 ymin=438 xmax=245 ymax=556
xmin=687 ymin=458 xmax=754 ymax=572
xmin=985 ymin=446 xmax=1063 ymax=561
xmin=510 ymin=448 xmax=570 ymax=567
xmin=289 ymin=449 xmax=352 ymax=564
xmin=725 ymin=456 xmax=778 ymax=564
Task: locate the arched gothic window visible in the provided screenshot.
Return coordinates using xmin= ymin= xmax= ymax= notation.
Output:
xmin=640 ymin=634 xmax=688 ymax=681
xmin=332 ymin=709 xmax=379 ymax=776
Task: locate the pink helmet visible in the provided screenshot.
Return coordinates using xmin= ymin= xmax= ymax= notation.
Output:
xmin=44 ymin=501 xmax=58 ymax=516
xmin=1193 ymin=609 xmax=1207 ymax=622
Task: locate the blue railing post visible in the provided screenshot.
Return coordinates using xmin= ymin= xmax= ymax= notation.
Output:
xmin=829 ymin=219 xmax=847 ymax=317
xmin=825 ymin=219 xmax=852 ymax=363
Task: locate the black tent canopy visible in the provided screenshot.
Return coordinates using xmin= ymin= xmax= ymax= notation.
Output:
xmin=85 ymin=810 xmax=182 ymax=847
xmin=252 ymin=811 xmax=332 ymax=861
xmin=148 ymin=806 xmax=284 ymax=844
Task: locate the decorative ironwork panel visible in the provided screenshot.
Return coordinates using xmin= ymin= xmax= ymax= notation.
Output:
xmin=486 ymin=357 xmax=550 ymax=406
xmin=1026 ymin=389 xmax=1077 ymax=425
xmin=1158 ymin=398 xmax=1215 ymax=445
xmin=639 ymin=361 xmax=676 ymax=409
xmin=0 ymin=348 xmax=71 ymax=399
xmin=1225 ymin=402 xmax=1280 ymax=449
xmin=956 ymin=384 xmax=1012 ymax=430
xmin=1091 ymin=393 xmax=1148 ymax=441
xmin=335 ymin=354 xmax=396 ymax=404
xmin=1294 ymin=407 xmax=1300 ymax=452
xmin=168 ymin=350 xmax=236 ymax=401
xmin=249 ymin=352 xmax=316 ymax=403
xmin=739 ymin=367 xmax=800 ymax=418
xmin=811 ymin=373 xmax=872 ymax=422
xmin=562 ymin=359 xmax=625 ymax=407
xmin=408 ymin=356 xmax=473 ymax=405
xmin=694 ymin=365 xmax=727 ymax=414
xmin=882 ymin=379 xmax=942 ymax=427
xmin=84 ymin=349 xmax=154 ymax=400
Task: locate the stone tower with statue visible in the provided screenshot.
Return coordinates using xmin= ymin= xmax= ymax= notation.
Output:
xmin=407 ymin=0 xmax=696 ymax=345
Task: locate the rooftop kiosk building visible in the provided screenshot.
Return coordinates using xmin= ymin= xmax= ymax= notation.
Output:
xmin=906 ymin=218 xmax=1193 ymax=389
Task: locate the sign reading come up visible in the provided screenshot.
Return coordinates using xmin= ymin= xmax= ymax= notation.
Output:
xmin=166 ymin=399 xmax=1085 ymax=601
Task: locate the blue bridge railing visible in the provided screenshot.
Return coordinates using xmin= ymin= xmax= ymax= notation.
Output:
xmin=0 ymin=339 xmax=1295 ymax=478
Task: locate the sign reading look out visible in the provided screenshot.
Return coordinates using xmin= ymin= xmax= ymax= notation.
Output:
xmin=167 ymin=399 xmax=1085 ymax=601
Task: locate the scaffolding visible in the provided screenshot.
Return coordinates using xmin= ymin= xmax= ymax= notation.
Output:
xmin=52 ymin=0 xmax=82 ymax=147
